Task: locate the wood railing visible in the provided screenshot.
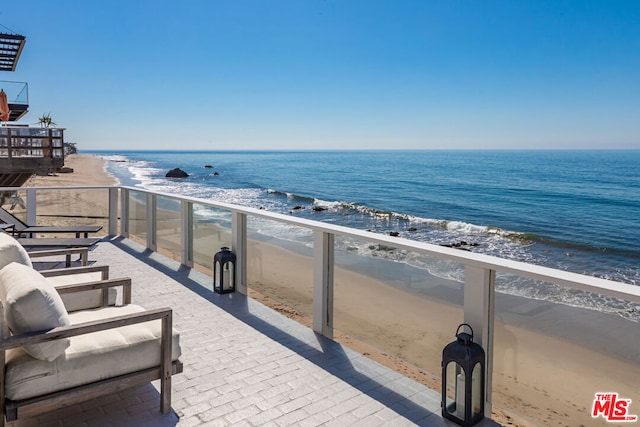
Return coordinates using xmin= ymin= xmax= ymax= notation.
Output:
xmin=0 ymin=127 xmax=64 ymax=160
xmin=0 ymin=127 xmax=65 ymax=178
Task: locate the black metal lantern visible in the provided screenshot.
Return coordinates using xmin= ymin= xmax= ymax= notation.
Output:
xmin=213 ymin=247 xmax=236 ymax=294
xmin=442 ymin=323 xmax=485 ymax=426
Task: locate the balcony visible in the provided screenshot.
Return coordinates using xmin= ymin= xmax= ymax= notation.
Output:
xmin=0 ymin=33 xmax=26 ymax=72
xmin=0 ymin=80 xmax=28 ymax=121
xmin=3 ymin=185 xmax=639 ymax=426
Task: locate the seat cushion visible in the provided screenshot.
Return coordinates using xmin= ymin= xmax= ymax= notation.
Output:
xmin=4 ymin=304 xmax=182 ymax=400
xmin=0 ymin=232 xmax=33 ymax=270
xmin=0 ymin=262 xmax=70 ymax=361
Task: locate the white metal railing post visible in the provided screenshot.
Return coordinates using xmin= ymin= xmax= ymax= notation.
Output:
xmin=121 ymin=188 xmax=130 ymax=238
xmin=464 ymin=265 xmax=496 ymax=418
xmin=146 ymin=193 xmax=157 ymax=251
xmin=313 ymin=231 xmax=334 ymax=338
xmin=26 ymin=188 xmax=37 ymax=225
xmin=232 ymin=212 xmax=248 ymax=295
xmin=108 ymin=187 xmax=119 ymax=236
xmin=180 ymin=200 xmax=193 ymax=267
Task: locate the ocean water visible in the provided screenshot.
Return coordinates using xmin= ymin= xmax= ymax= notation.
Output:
xmin=90 ymin=149 xmax=640 ymax=318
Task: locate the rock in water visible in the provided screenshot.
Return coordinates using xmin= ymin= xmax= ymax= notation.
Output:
xmin=166 ymin=168 xmax=189 ymax=178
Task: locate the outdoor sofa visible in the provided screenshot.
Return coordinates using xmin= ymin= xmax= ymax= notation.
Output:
xmin=0 ymin=233 xmax=183 ymax=425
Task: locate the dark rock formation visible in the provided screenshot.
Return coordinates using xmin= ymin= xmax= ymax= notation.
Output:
xmin=313 ymin=206 xmax=327 ymax=212
xmin=165 ymin=168 xmax=189 ymax=178
xmin=204 ymin=165 xmax=214 ymax=168
xmin=440 ymin=241 xmax=479 ymax=251
xmin=389 ymin=231 xmax=400 ymax=237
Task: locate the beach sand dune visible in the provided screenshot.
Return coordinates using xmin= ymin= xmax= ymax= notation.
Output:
xmin=21 ymin=154 xmax=640 ymax=427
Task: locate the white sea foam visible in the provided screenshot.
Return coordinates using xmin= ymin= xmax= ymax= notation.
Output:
xmin=446 ymin=221 xmax=489 ymax=234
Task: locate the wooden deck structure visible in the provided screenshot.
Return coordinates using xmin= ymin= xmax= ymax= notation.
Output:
xmin=0 ymin=126 xmax=65 ymax=186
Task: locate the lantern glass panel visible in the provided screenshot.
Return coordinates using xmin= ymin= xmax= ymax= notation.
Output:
xmin=222 ymin=261 xmax=234 ymax=291
xmin=472 ymin=362 xmax=482 ymax=417
xmin=214 ymin=260 xmax=221 ymax=289
xmin=444 ymin=361 xmax=464 ymax=419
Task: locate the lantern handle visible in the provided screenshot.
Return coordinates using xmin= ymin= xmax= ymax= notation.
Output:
xmin=456 ymin=323 xmax=474 ymax=339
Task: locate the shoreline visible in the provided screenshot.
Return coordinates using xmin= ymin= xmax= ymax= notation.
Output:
xmin=23 ymin=153 xmax=640 ymax=427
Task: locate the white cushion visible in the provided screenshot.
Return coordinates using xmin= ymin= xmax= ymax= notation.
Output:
xmin=0 ymin=262 xmax=70 ymax=361
xmin=46 ymin=273 xmax=118 ymax=312
xmin=0 ymin=232 xmax=32 ymax=270
xmin=4 ymin=304 xmax=182 ymax=400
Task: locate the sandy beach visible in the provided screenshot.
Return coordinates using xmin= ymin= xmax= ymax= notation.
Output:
xmin=21 ymin=154 xmax=640 ymax=427
xmin=20 ymin=154 xmax=117 ymax=234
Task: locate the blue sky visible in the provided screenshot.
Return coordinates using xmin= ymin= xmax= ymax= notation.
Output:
xmin=1 ymin=1 xmax=639 ymax=150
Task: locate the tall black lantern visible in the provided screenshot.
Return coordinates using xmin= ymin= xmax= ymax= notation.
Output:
xmin=442 ymin=323 xmax=485 ymax=427
xmin=213 ymin=247 xmax=236 ymax=294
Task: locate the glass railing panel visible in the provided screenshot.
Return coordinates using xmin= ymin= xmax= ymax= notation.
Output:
xmin=30 ymin=188 xmax=110 ymax=234
xmin=333 ymin=235 xmax=464 ymax=379
xmin=0 ymin=80 xmax=28 ymax=104
xmin=246 ymin=217 xmax=314 ymax=319
xmin=492 ymin=274 xmax=640 ymax=425
xmin=127 ymin=190 xmax=147 ymax=242
xmin=155 ymin=195 xmax=182 ymax=262
xmin=0 ymin=188 xmax=110 ymax=235
xmin=192 ymin=204 xmax=232 ymax=274
xmin=0 ymin=189 xmax=27 ymax=224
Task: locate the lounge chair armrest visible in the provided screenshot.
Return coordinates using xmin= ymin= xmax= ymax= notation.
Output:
xmin=28 ymin=247 xmax=89 ymax=259
xmin=0 ymin=307 xmax=172 ymax=351
xmin=55 ymin=277 xmax=132 ymax=305
xmin=40 ymin=265 xmax=109 ymax=280
xmin=28 ymin=247 xmax=89 ymax=267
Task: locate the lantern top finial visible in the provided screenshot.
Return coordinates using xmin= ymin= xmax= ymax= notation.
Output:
xmin=455 ymin=323 xmax=474 ymax=344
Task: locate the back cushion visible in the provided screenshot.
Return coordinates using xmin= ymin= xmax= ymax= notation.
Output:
xmin=0 ymin=232 xmax=32 ymax=270
xmin=0 ymin=262 xmax=70 ymax=361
